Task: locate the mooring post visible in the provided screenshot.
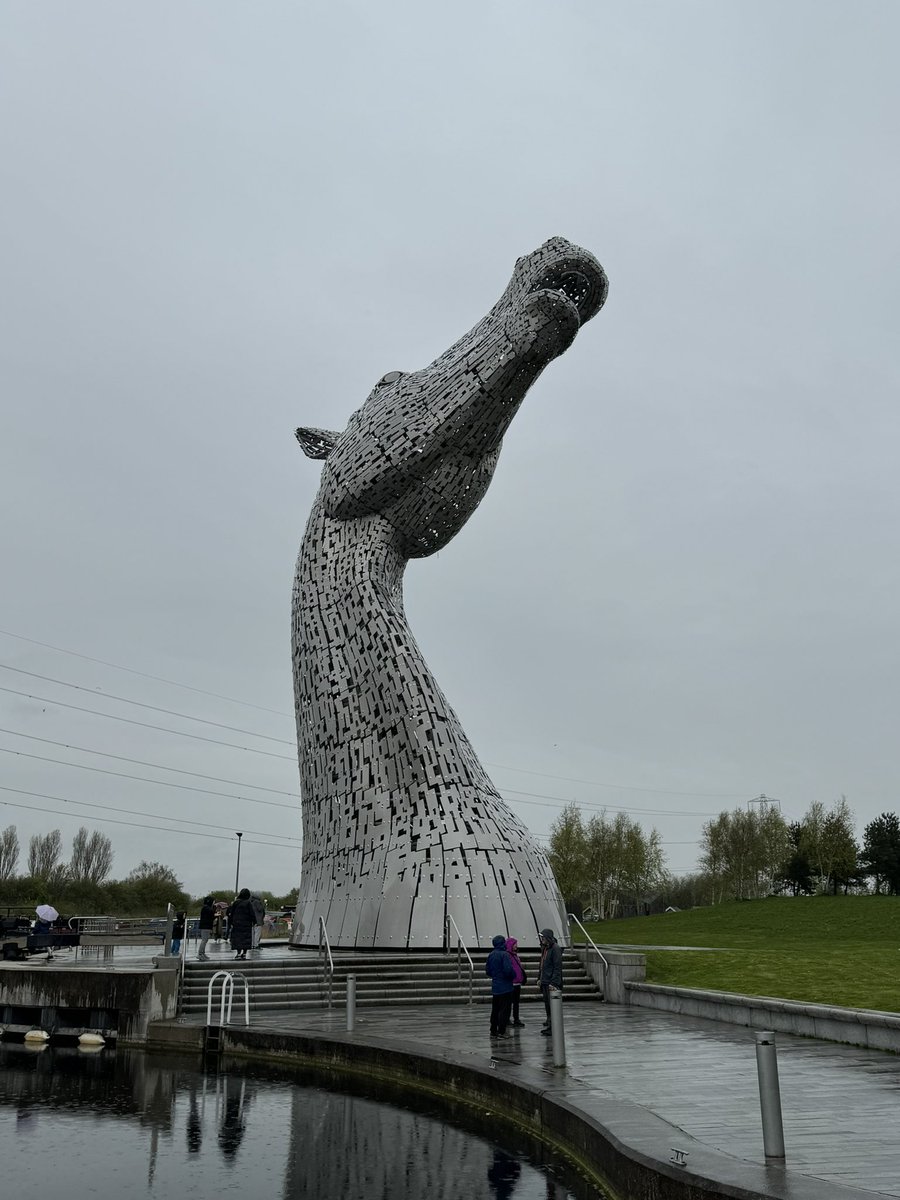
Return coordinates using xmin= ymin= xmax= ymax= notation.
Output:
xmin=755 ymin=1031 xmax=786 ymax=1162
xmin=163 ymin=903 xmax=174 ymax=956
xmin=346 ymin=974 xmax=356 ymax=1032
xmin=549 ymin=987 xmax=566 ymax=1068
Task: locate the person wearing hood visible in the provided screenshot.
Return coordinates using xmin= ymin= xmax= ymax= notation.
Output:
xmin=538 ymin=928 xmax=563 ymax=1036
xmin=485 ymin=934 xmax=515 ymax=1039
xmin=505 ymin=938 xmax=527 ymax=1027
xmin=228 ymin=888 xmax=256 ymax=960
xmin=197 ymin=896 xmax=216 ymax=961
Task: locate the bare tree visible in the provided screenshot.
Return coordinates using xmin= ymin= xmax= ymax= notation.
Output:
xmin=69 ymin=827 xmax=114 ymax=885
xmin=0 ymin=825 xmax=18 ymax=880
xmin=28 ymin=829 xmax=63 ymax=880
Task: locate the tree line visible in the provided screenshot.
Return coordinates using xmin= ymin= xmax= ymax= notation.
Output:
xmin=548 ymin=798 xmax=900 ymax=918
xmin=0 ymin=823 xmax=194 ymax=914
xmin=0 ymin=823 xmax=299 ymax=916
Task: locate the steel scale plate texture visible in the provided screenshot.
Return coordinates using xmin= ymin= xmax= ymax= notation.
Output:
xmin=291 ymin=237 xmax=608 ymax=949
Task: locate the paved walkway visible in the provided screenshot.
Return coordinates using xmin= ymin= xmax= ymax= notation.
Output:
xmin=241 ymin=999 xmax=899 ymax=1197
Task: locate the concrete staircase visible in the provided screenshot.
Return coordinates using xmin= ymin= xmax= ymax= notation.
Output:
xmin=180 ymin=948 xmax=601 ymax=1017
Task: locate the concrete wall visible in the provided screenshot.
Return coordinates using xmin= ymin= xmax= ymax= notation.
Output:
xmin=574 ymin=947 xmax=645 ymax=1002
xmin=0 ymin=963 xmax=179 ymax=1044
xmin=625 ymin=981 xmax=900 ymax=1053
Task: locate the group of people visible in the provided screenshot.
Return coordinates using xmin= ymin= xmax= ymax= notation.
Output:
xmin=196 ymin=890 xmax=268 ymax=961
xmin=484 ymin=928 xmax=563 ymax=1040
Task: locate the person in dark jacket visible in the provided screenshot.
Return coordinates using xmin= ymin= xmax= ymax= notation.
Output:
xmin=170 ymin=911 xmax=186 ymax=956
xmin=228 ymin=888 xmax=255 ymax=960
xmin=197 ymin=896 xmax=216 ymax=961
xmin=538 ymin=927 xmax=563 ymax=1035
xmin=485 ymin=934 xmax=515 ymax=1039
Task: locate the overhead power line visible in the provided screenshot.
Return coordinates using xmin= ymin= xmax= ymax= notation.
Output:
xmin=0 ymin=783 xmax=300 ymax=842
xmin=485 ymin=760 xmax=746 ymax=799
xmin=0 ymin=727 xmax=297 ymax=796
xmin=500 ymin=785 xmax=720 ymax=818
xmin=0 ymin=664 xmax=293 ymax=746
xmin=0 ymin=628 xmax=748 ymax=801
xmin=0 ymin=746 xmax=297 ymax=811
xmin=0 ymin=628 xmax=291 ymax=719
xmin=0 ymin=789 xmax=292 ymax=849
xmin=0 ymin=685 xmax=296 ymax=761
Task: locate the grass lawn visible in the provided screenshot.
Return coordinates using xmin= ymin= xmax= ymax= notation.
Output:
xmin=576 ymin=896 xmax=900 ymax=1013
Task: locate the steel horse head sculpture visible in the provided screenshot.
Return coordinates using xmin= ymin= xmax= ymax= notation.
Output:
xmin=291 ymin=236 xmax=608 ymax=949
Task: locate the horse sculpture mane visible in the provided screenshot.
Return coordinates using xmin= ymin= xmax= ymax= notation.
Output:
xmin=291 ymin=236 xmax=608 ymax=949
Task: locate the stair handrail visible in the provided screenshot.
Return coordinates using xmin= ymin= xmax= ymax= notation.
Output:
xmin=317 ymin=915 xmax=334 ymax=1009
xmin=567 ymin=912 xmax=609 ymax=979
xmin=444 ymin=913 xmax=475 ymax=1004
xmin=206 ymin=970 xmax=250 ymax=1027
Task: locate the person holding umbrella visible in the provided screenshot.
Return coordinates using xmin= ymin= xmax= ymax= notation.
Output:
xmin=33 ymin=904 xmax=58 ymax=934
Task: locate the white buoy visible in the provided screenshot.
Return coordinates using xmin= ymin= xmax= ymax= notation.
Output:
xmin=77 ymin=1032 xmax=105 ymax=1047
xmin=24 ymin=1029 xmax=49 ymax=1043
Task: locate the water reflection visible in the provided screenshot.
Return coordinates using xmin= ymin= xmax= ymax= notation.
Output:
xmin=0 ymin=1044 xmax=601 ymax=1199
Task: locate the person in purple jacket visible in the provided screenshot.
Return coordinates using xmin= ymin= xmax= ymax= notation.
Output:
xmin=505 ymin=937 xmax=527 ymax=1027
xmin=485 ymin=934 xmax=515 ymax=1039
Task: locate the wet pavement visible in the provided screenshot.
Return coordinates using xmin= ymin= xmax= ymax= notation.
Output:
xmin=242 ymin=999 xmax=900 ymax=1196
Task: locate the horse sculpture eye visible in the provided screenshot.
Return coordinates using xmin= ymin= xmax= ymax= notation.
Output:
xmin=379 ymin=370 xmax=404 ymax=386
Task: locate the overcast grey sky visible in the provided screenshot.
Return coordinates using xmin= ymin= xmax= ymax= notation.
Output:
xmin=1 ymin=2 xmax=898 ymax=899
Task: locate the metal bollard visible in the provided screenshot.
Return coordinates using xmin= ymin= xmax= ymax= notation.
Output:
xmin=346 ymin=974 xmax=356 ymax=1033
xmin=549 ymin=987 xmax=566 ymax=1068
xmin=755 ymin=1031 xmax=786 ymax=1162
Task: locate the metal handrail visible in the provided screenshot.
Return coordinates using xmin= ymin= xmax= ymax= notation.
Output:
xmin=318 ymin=915 xmax=334 ymax=1009
xmin=206 ymin=970 xmax=250 ymax=1027
xmin=567 ymin=912 xmax=609 ymax=978
xmin=444 ymin=913 xmax=475 ymax=1004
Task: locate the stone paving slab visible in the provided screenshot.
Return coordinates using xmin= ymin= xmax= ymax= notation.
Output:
xmin=238 ymin=1000 xmax=899 ymax=1197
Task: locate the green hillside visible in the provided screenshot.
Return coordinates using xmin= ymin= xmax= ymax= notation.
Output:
xmin=578 ymin=896 xmax=900 ymax=1013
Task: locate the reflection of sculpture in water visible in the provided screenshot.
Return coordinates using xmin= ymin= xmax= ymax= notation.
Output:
xmin=292 ymin=236 xmax=608 ymax=949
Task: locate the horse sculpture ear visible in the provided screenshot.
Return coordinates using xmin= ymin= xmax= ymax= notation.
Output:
xmin=295 ymin=427 xmax=339 ymax=460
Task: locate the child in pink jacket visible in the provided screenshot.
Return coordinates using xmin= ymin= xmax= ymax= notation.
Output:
xmin=505 ymin=937 xmax=527 ymax=1027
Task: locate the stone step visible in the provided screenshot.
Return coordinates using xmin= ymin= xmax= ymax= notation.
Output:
xmin=180 ymin=991 xmax=601 ymax=1014
xmin=179 ymin=947 xmax=599 ymax=1015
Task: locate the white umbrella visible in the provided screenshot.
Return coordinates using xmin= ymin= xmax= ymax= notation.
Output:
xmin=35 ymin=905 xmax=58 ymax=922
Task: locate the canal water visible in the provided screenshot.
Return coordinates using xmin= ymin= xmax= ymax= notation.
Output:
xmin=0 ymin=1043 xmax=606 ymax=1199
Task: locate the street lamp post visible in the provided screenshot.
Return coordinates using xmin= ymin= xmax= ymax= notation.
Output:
xmin=234 ymin=831 xmax=243 ymax=895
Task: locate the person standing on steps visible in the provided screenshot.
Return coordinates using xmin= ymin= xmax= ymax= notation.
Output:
xmin=228 ymin=888 xmax=255 ymax=961
xmin=538 ymin=928 xmax=563 ymax=1036
xmin=197 ymin=896 xmax=215 ymax=961
xmin=485 ymin=934 xmax=515 ymax=1039
xmin=505 ymin=938 xmax=527 ymax=1027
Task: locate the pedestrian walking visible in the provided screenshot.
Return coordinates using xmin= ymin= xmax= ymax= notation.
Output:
xmin=505 ymin=937 xmax=527 ymax=1027
xmin=538 ymin=928 xmax=563 ymax=1035
xmin=485 ymin=934 xmax=515 ymax=1039
xmin=227 ymin=888 xmax=256 ymax=960
xmin=197 ymin=896 xmax=215 ymax=961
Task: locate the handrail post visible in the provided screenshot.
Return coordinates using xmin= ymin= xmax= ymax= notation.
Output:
xmin=346 ymin=974 xmax=356 ymax=1032
xmin=549 ymin=986 xmax=566 ymax=1068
